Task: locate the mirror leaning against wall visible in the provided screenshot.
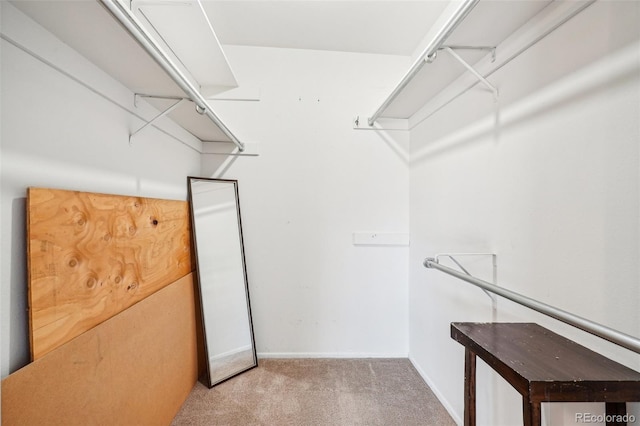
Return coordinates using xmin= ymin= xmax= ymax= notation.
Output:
xmin=187 ymin=177 xmax=257 ymax=387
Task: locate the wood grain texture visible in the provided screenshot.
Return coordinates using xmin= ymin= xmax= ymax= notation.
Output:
xmin=27 ymin=187 xmax=192 ymax=360
xmin=452 ymin=322 xmax=640 ymax=426
xmin=1 ymin=273 xmax=198 ymax=426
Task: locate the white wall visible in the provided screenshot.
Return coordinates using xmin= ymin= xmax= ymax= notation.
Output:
xmin=1 ymin=6 xmax=413 ymax=375
xmin=0 ymin=3 xmax=202 ymax=377
xmin=203 ymin=45 xmax=411 ymax=358
xmin=409 ymin=2 xmax=640 ymax=425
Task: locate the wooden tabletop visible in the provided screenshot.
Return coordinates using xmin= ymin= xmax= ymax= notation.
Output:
xmin=451 ymin=322 xmax=640 ymax=402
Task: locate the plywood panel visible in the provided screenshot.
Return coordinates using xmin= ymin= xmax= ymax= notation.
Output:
xmin=1 ymin=273 xmax=198 ymax=426
xmin=27 ymin=187 xmax=192 ymax=360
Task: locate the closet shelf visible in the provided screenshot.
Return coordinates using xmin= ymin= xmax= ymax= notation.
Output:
xmin=12 ymin=0 xmax=244 ymax=150
xmin=368 ymin=0 xmax=553 ymax=125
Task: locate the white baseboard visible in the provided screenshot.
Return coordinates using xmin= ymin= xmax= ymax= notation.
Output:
xmin=257 ymin=352 xmax=409 ymax=359
xmin=409 ymin=355 xmax=462 ymax=426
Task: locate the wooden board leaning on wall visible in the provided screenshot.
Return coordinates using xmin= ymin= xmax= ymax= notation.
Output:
xmin=2 ymin=273 xmax=199 ymax=426
xmin=27 ymin=187 xmax=193 ymax=360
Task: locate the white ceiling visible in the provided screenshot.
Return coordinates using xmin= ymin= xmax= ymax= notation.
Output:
xmin=201 ymin=1 xmax=451 ymax=56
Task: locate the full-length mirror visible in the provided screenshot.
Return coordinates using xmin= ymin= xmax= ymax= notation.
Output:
xmin=188 ymin=177 xmax=257 ymax=387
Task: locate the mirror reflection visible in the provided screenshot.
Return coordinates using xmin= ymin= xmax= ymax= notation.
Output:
xmin=188 ymin=177 xmax=257 ymax=387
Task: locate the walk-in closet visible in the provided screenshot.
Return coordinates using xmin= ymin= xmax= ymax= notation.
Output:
xmin=1 ymin=1 xmax=639 ymax=424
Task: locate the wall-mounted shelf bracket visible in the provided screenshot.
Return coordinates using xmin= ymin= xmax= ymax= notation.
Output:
xmin=439 ymin=45 xmax=496 ymax=62
xmin=201 ymin=141 xmax=259 ymax=156
xmin=130 ymin=94 xmax=188 ymax=145
xmin=442 ymin=46 xmax=498 ymax=100
xmin=366 ymin=0 xmax=481 ymax=126
xmin=99 ymin=0 xmax=245 ymax=152
xmin=134 ymin=93 xmax=186 ymax=108
xmin=353 ymin=116 xmax=408 ymax=131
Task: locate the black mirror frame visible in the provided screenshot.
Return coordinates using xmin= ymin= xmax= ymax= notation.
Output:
xmin=187 ymin=176 xmax=258 ymax=388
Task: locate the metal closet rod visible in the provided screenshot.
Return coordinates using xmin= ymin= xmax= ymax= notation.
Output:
xmin=423 ymin=257 xmax=640 ymax=354
xmin=98 ymin=0 xmax=245 ymax=152
xmin=367 ymin=0 xmax=480 ymax=126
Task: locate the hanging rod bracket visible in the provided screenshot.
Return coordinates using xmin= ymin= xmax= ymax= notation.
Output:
xmin=429 ymin=253 xmax=498 ymax=303
xmin=443 ymin=47 xmax=498 ymax=100
xmin=130 ymin=96 xmax=187 ymax=145
xmin=423 ymin=257 xmax=436 ymax=268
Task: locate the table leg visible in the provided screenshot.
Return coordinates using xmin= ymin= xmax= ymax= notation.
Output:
xmin=522 ymin=398 xmax=541 ymax=426
xmin=605 ymin=402 xmax=627 ymax=426
xmin=464 ymin=348 xmax=476 ymax=426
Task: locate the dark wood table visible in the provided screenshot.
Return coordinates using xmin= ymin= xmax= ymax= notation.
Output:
xmin=451 ymin=322 xmax=640 ymax=426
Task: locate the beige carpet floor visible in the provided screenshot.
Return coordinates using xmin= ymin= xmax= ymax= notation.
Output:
xmin=171 ymin=358 xmax=455 ymax=426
